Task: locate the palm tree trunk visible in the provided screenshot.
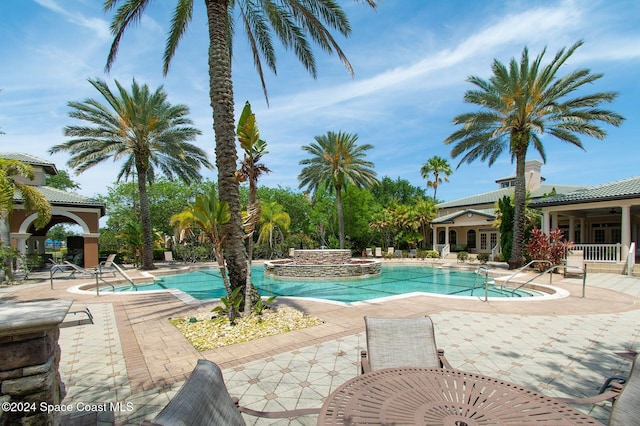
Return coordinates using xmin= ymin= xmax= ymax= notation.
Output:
xmin=336 ymin=188 xmax=345 ymax=249
xmin=206 ymin=0 xmax=248 ymax=291
xmin=509 ymin=148 xmax=527 ymax=269
xmin=137 ymin=168 xmax=156 ymax=270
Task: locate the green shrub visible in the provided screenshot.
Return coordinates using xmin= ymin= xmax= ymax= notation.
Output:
xmin=457 ymin=251 xmax=469 ymax=262
xmin=425 ymin=250 xmax=440 ymax=258
xmin=477 ymin=253 xmax=489 ymax=264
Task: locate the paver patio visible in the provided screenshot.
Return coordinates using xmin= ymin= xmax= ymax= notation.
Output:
xmin=1 ymin=263 xmax=639 ymax=425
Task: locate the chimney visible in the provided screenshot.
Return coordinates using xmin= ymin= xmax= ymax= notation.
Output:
xmin=525 ymin=160 xmax=543 ymax=190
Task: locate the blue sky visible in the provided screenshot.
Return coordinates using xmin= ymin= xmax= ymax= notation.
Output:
xmin=1 ymin=0 xmax=639 ymax=203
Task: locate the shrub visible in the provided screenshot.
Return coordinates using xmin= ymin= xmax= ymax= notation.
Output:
xmin=477 ymin=253 xmax=490 ymax=264
xmin=457 ymin=251 xmax=469 ymax=262
xmin=525 ymin=228 xmax=573 ymax=271
xmin=425 ymin=250 xmax=440 ymax=258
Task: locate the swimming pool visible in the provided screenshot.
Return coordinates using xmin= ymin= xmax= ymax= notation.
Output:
xmin=104 ymin=265 xmax=544 ymax=302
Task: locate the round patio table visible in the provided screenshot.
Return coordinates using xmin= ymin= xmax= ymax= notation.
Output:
xmin=318 ymin=367 xmax=603 ymax=425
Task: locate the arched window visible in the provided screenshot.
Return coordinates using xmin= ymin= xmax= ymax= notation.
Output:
xmin=467 ymin=230 xmax=476 ymax=249
xmin=449 ymin=230 xmax=457 ymax=245
xmin=438 ymin=230 xmax=446 ymax=245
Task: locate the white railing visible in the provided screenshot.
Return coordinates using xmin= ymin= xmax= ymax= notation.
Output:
xmin=440 ymin=244 xmax=450 ymax=259
xmin=572 ymin=243 xmax=621 ymax=263
xmin=491 ymin=242 xmax=501 ymax=261
xmin=627 ymin=242 xmax=636 ymax=275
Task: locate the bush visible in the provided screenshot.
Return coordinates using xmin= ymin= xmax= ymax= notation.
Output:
xmin=424 ymin=250 xmax=440 ymax=259
xmin=525 ymin=228 xmax=573 ymax=271
xmin=477 ymin=253 xmax=490 ymax=264
xmin=457 ymin=251 xmax=469 ymax=262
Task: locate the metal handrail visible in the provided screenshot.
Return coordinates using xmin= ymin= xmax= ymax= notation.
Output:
xmin=473 ymin=266 xmax=490 ymax=302
xmin=507 ymin=263 xmax=587 ymax=298
xmin=499 ymin=260 xmax=552 ymax=291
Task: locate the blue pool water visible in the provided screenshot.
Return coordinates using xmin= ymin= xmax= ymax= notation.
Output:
xmin=108 ymin=265 xmax=539 ymax=302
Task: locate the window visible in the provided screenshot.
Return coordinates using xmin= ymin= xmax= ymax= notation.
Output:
xmin=467 ymin=230 xmax=476 ymax=249
xmin=490 ymin=233 xmax=497 ymax=249
xmin=438 ymin=230 xmax=446 ymax=245
xmin=449 ymin=230 xmax=457 ymax=245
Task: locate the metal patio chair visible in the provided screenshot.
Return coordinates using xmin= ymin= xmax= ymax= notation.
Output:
xmin=142 ymin=359 xmax=320 ymax=426
xmin=360 ymin=316 xmax=451 ymax=374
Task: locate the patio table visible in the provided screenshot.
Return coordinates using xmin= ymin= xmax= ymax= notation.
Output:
xmin=318 ymin=367 xmax=602 ymax=425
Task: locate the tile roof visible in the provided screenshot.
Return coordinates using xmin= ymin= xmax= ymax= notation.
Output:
xmin=431 ymin=208 xmax=496 ymax=224
xmin=0 ymin=153 xmax=58 ymax=174
xmin=530 ymin=176 xmax=640 ymax=207
xmin=437 ymin=184 xmax=584 ymax=209
xmin=14 ymin=186 xmax=105 ymax=215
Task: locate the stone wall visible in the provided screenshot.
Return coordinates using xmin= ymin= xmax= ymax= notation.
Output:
xmin=0 ymin=300 xmax=71 ymax=426
xmin=264 ymin=261 xmax=381 ymax=278
xmin=291 ymin=249 xmax=352 ymax=265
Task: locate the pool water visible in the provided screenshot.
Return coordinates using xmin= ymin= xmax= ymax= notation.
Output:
xmin=109 ymin=265 xmax=539 ymax=302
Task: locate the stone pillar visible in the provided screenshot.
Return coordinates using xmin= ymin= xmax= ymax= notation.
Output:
xmin=0 ymin=300 xmax=71 ymax=426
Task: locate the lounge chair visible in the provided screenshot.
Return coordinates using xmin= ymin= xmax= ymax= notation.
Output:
xmin=387 ymin=247 xmax=394 ymax=256
xmin=164 ymin=251 xmax=176 ymax=264
xmin=365 ymin=247 xmax=373 ymax=257
xmin=99 ymin=254 xmax=117 ymax=277
xmin=142 ymin=359 xmax=320 ymax=426
xmin=564 ymin=250 xmax=586 ymax=277
xmin=360 ymin=316 xmax=451 ymax=374
xmin=552 ymin=353 xmax=640 ymax=425
xmin=375 ymin=247 xmax=382 ymax=257
xmin=408 ymin=248 xmax=417 ymax=258
xmin=50 ymin=260 xmax=97 ymax=279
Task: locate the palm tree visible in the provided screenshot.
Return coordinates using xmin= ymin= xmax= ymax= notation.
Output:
xmin=0 ymin=159 xmax=51 ymax=279
xmin=258 ymin=201 xmax=291 ymax=257
xmin=49 ymin=78 xmax=211 ymax=270
xmin=420 ymin=155 xmax=452 ymax=201
xmin=103 ymin=0 xmax=377 ymax=289
xmin=299 ymin=131 xmax=378 ymax=249
xmin=444 ymin=41 xmax=624 ymax=269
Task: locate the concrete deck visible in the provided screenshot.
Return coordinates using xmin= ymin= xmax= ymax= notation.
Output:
xmin=1 ymin=262 xmax=639 ymax=425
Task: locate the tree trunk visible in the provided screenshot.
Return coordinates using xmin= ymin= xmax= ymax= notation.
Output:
xmin=206 ymin=0 xmax=248 ymax=290
xmin=336 ymin=188 xmax=345 ymax=249
xmin=137 ymin=167 xmax=156 ymax=270
xmin=509 ymin=148 xmax=527 ymax=269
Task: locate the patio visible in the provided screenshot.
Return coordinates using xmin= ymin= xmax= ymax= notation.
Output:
xmin=2 ymin=266 xmax=639 ymax=425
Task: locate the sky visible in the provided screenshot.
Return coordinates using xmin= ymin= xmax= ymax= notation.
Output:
xmin=1 ymin=0 xmax=639 ymax=204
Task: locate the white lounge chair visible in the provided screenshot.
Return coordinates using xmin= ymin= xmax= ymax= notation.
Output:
xmin=564 ymin=250 xmax=586 ymax=277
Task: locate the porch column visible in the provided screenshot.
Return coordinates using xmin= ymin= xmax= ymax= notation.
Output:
xmin=432 ymin=227 xmax=437 ymax=251
xmin=445 ymin=226 xmax=450 ymax=246
xmin=10 ymin=233 xmax=31 ymax=256
xmin=568 ymin=216 xmax=575 ymax=242
xmin=542 ymin=211 xmax=550 ymax=234
xmin=550 ymin=212 xmax=557 ymax=231
xmin=621 ymin=205 xmax=631 ymax=260
xmin=580 ymin=218 xmax=586 ymax=243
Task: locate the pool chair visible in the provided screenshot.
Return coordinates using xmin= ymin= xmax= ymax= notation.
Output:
xmin=142 ymin=359 xmax=320 ymax=426
xmin=551 ymin=353 xmax=640 ymax=426
xmin=50 ymin=260 xmax=98 ymax=279
xmin=98 ymin=253 xmax=117 ymax=277
xmin=164 ymin=251 xmax=176 ymax=264
xmin=564 ymin=250 xmax=586 ymax=277
xmin=360 ymin=316 xmax=451 ymax=374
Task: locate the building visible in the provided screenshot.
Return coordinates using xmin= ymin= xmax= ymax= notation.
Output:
xmin=431 ymin=160 xmax=583 ymax=257
xmin=2 ymin=153 xmax=105 ymax=267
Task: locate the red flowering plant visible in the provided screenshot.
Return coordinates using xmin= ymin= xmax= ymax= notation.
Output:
xmin=525 ymin=228 xmax=574 ymax=272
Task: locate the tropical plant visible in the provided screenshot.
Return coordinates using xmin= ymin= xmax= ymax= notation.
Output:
xmin=104 ymin=0 xmax=378 ymax=295
xmin=0 ymin=159 xmax=51 ymax=280
xmin=236 ymin=101 xmax=270 ymax=311
xmin=258 ymin=201 xmax=291 ymax=257
xmin=420 ymin=155 xmax=452 ymax=201
xmin=117 ymin=221 xmax=144 ymax=266
xmin=299 ymin=131 xmax=378 ymax=249
xmin=525 ymin=228 xmax=573 ymax=271
xmin=445 ymin=41 xmax=624 ymax=269
xmin=50 ymin=78 xmax=211 ymax=270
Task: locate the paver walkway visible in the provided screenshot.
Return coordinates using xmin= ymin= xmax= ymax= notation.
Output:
xmin=1 ymin=264 xmax=639 ymax=425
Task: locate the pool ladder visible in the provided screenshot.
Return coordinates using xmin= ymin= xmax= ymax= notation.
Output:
xmin=498 ymin=260 xmax=587 ymax=298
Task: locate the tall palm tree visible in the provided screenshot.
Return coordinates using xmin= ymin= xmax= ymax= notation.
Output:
xmin=420 ymin=155 xmax=452 ymax=201
xmin=49 ymin=78 xmax=211 ymax=270
xmin=299 ymin=131 xmax=378 ymax=249
xmin=444 ymin=41 xmax=624 ymax=269
xmin=103 ymin=0 xmax=377 ymax=289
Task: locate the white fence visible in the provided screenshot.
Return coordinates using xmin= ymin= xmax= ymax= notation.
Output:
xmin=571 ymin=243 xmax=621 ymax=263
